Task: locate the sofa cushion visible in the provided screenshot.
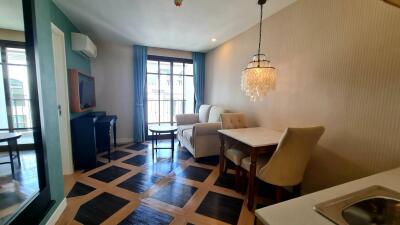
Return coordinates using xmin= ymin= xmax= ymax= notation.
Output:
xmin=182 ymin=129 xmax=193 ymax=145
xmin=177 ymin=124 xmax=193 ymax=138
xmin=208 ymin=106 xmax=225 ymax=123
xmin=198 ymin=105 xmax=212 ymax=123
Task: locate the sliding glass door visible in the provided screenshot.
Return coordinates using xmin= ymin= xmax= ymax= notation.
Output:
xmin=0 ymin=43 xmax=34 ymax=148
xmin=146 ymin=56 xmax=194 ymax=135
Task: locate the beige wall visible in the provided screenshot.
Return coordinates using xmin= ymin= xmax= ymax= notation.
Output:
xmin=91 ymin=42 xmax=134 ymax=143
xmin=206 ymin=0 xmax=400 ymax=193
xmin=0 ymin=28 xmax=25 ymax=42
xmin=92 ymin=44 xmax=192 ymax=142
xmin=148 ymin=47 xmax=192 ymax=59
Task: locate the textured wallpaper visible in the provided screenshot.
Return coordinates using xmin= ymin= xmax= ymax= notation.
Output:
xmin=206 ymin=0 xmax=400 ymax=193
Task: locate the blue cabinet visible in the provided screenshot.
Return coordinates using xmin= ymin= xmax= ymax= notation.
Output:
xmin=70 ymin=111 xmax=117 ymax=170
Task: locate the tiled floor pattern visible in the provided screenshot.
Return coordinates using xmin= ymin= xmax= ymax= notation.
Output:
xmin=58 ymin=141 xmax=274 ymax=225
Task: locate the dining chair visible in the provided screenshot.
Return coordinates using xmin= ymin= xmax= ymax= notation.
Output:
xmin=240 ymin=126 xmax=325 ymax=202
xmin=220 ymin=113 xmax=249 ymax=191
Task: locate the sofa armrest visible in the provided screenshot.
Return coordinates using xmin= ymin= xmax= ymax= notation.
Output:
xmin=193 ymin=123 xmax=222 ymax=136
xmin=176 ymin=114 xmax=199 ymax=125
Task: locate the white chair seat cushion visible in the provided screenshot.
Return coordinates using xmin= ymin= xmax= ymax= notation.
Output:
xmin=177 ymin=124 xmax=193 ymax=137
xmin=182 ymin=129 xmax=193 ymax=145
xmin=241 ymin=155 xmax=271 ymax=174
xmin=225 ymin=148 xmax=248 ymax=166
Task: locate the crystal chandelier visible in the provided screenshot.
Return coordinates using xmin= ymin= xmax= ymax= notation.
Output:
xmin=174 ymin=0 xmax=183 ymax=7
xmin=242 ymin=0 xmax=277 ymax=102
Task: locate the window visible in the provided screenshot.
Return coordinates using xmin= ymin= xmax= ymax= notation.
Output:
xmin=0 ymin=43 xmax=34 ymax=145
xmin=146 ymin=56 xmax=194 ymax=133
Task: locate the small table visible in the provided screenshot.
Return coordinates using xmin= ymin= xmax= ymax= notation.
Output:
xmin=0 ymin=133 xmax=22 ymax=179
xmin=149 ymin=125 xmax=178 ymax=160
xmin=218 ymin=127 xmax=283 ymax=209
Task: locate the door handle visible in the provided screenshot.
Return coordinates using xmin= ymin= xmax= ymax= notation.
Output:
xmin=58 ymin=105 xmax=62 ymax=116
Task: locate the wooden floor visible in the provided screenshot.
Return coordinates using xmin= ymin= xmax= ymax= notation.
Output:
xmin=57 ymin=141 xmax=276 ymax=225
xmin=0 ymin=150 xmax=39 ymax=224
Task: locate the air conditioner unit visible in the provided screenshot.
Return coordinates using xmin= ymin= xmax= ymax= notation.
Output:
xmin=71 ymin=32 xmax=97 ymax=59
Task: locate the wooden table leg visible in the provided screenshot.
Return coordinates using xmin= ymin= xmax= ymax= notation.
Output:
xmin=8 ymin=140 xmax=15 ymax=179
xmin=151 ymin=131 xmax=155 ymax=161
xmin=113 ymin=121 xmax=117 ymax=148
xmin=219 ymin=133 xmax=225 ymax=175
xmin=247 ymin=147 xmax=258 ymax=210
xmin=171 ymin=131 xmax=174 ymax=160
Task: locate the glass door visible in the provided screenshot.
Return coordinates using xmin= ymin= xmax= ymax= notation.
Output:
xmin=0 ymin=45 xmax=34 ymax=148
xmin=146 ymin=56 xmax=194 ymax=137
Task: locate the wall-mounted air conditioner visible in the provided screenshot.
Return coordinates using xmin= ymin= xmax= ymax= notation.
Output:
xmin=71 ymin=32 xmax=97 ymax=59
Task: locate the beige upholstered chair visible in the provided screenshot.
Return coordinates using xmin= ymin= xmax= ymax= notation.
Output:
xmin=220 ymin=113 xmax=249 ymax=190
xmin=241 ymin=126 xmax=325 ymax=201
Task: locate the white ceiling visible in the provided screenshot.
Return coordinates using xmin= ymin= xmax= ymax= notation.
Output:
xmin=0 ymin=0 xmax=24 ymax=31
xmin=54 ymin=0 xmax=297 ymax=52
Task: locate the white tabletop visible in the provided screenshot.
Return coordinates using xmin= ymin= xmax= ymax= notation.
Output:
xmin=255 ymin=167 xmax=400 ymax=225
xmin=218 ymin=127 xmax=283 ymax=147
xmin=0 ymin=133 xmax=22 ymax=142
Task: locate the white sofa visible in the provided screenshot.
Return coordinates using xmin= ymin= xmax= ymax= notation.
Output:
xmin=175 ymin=105 xmax=225 ymax=159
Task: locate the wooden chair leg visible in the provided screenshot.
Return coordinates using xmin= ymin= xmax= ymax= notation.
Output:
xmin=241 ymin=169 xmax=248 ymax=194
xmin=235 ymin=166 xmax=241 ymax=192
xmin=293 ymin=183 xmax=302 ymax=197
xmin=275 ymin=186 xmax=283 ymax=203
xmin=223 ymin=159 xmax=228 ymax=175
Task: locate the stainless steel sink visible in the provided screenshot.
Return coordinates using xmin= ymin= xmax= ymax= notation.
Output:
xmin=314 ymin=185 xmax=400 ymax=225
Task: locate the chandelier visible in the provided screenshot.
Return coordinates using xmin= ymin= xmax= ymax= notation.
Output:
xmin=174 ymin=0 xmax=183 ymax=7
xmin=242 ymin=0 xmax=277 ymax=102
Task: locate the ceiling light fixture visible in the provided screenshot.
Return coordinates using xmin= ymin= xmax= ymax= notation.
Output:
xmin=174 ymin=0 xmax=183 ymax=7
xmin=211 ymin=38 xmax=217 ymax=42
xmin=241 ymin=0 xmax=277 ymax=102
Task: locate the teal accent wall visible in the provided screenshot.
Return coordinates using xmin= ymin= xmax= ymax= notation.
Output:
xmin=31 ymin=0 xmax=91 ymax=224
xmin=50 ymin=3 xmax=91 ymax=75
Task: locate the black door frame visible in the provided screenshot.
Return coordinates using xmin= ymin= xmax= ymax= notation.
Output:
xmin=9 ymin=0 xmax=54 ymax=224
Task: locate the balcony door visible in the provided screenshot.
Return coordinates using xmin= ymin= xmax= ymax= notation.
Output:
xmin=0 ymin=42 xmax=34 ymax=149
xmin=146 ymin=56 xmax=194 ymax=137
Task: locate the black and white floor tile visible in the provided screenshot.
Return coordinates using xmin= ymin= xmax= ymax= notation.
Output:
xmin=60 ymin=140 xmax=278 ymax=225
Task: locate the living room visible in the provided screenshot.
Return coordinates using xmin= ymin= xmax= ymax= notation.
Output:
xmin=0 ymin=0 xmax=399 ymax=225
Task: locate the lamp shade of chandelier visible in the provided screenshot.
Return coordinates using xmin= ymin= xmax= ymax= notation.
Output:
xmin=242 ymin=0 xmax=277 ymax=102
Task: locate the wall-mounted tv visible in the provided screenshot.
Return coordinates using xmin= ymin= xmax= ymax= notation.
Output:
xmin=68 ymin=69 xmax=96 ymax=112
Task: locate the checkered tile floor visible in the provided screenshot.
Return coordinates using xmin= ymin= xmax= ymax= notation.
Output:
xmin=58 ymin=141 xmax=274 ymax=225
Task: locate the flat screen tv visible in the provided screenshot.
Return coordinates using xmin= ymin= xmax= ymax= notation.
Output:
xmin=79 ymin=73 xmax=95 ymax=109
xmin=68 ymin=69 xmax=96 ymax=112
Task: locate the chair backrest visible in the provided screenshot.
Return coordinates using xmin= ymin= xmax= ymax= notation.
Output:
xmin=198 ymin=105 xmax=212 ymax=123
xmin=208 ymin=106 xmax=225 ymax=123
xmin=258 ymin=126 xmax=325 ymax=186
xmin=220 ymin=113 xmax=248 ymax=129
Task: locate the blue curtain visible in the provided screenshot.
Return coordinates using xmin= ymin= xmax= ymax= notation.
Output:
xmin=133 ymin=45 xmax=147 ymax=143
xmin=192 ymin=52 xmax=205 ymax=112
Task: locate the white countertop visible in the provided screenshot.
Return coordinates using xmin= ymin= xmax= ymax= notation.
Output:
xmin=218 ymin=127 xmax=283 ymax=147
xmin=255 ymin=167 xmax=400 ymax=225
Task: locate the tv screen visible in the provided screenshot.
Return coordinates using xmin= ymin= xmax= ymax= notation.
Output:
xmin=78 ymin=73 xmax=95 ymax=109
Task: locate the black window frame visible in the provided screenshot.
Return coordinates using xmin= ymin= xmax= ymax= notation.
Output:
xmin=145 ymin=55 xmax=194 ymax=139
xmin=0 ymin=41 xmax=35 ymax=151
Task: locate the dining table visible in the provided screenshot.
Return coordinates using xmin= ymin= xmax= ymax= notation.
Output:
xmin=218 ymin=127 xmax=283 ymax=209
xmin=0 ymin=133 xmax=22 ymax=179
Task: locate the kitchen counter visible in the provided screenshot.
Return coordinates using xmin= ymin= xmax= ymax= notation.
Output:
xmin=255 ymin=167 xmax=400 ymax=225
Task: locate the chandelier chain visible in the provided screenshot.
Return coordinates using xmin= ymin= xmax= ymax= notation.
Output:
xmin=257 ymin=1 xmax=264 ymax=67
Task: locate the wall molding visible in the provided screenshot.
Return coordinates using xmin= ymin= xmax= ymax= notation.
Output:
xmin=45 ymin=198 xmax=67 ymax=225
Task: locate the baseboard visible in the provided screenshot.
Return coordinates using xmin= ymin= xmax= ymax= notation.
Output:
xmin=116 ymin=138 xmax=133 ymax=143
xmin=45 ymin=198 xmax=67 ymax=225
